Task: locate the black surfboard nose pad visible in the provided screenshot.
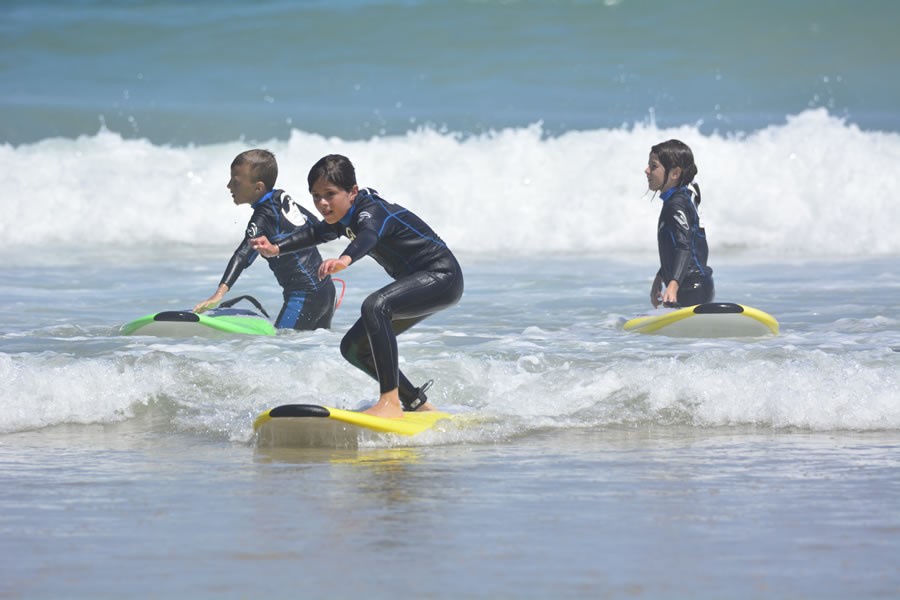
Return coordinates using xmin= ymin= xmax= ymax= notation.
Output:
xmin=693 ymin=303 xmax=743 ymax=314
xmin=154 ymin=311 xmax=200 ymax=322
xmin=269 ymin=404 xmax=331 ymax=418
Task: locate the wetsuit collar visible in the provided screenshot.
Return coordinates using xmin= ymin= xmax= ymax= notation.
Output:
xmin=660 ymin=186 xmax=686 ymax=202
xmin=339 ymin=202 xmax=357 ymax=227
xmin=251 ymin=190 xmax=275 ymax=209
xmin=339 ymin=188 xmax=369 ymax=226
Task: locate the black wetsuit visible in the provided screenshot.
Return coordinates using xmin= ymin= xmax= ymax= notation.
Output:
xmin=656 ymin=185 xmax=714 ymax=306
xmin=220 ymin=190 xmax=335 ymax=330
xmin=277 ymin=188 xmax=464 ymax=409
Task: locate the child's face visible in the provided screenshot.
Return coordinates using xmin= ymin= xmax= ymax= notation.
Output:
xmin=310 ymin=177 xmax=357 ymax=224
xmin=645 ymin=153 xmax=667 ymax=192
xmin=227 ymin=163 xmax=264 ymax=205
xmin=645 ymin=153 xmax=681 ymax=193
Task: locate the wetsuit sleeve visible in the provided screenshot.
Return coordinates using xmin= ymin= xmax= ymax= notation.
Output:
xmin=666 ymin=204 xmax=694 ymax=284
xmin=276 ymin=220 xmax=338 ymax=254
xmin=220 ymin=238 xmax=257 ymax=289
xmin=340 ymin=225 xmax=379 ymax=264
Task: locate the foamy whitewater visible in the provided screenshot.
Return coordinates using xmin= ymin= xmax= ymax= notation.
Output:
xmin=2 ymin=108 xmax=900 ymax=434
xmin=2 ymin=1 xmax=899 ymax=598
xmin=4 ymin=109 xmax=900 ymax=258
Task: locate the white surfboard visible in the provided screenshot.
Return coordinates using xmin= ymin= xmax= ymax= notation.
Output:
xmin=623 ymin=302 xmax=779 ymax=338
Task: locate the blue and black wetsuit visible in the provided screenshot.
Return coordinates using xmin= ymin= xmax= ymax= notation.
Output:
xmin=220 ymin=190 xmax=335 ymax=330
xmin=277 ymin=188 xmax=464 ymax=410
xmin=656 ymin=185 xmax=714 ymax=306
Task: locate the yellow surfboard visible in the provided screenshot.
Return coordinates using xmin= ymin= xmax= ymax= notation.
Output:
xmin=253 ymin=404 xmax=453 ymax=448
xmin=623 ymin=302 xmax=779 ymax=338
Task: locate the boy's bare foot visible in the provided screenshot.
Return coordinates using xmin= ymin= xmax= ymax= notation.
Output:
xmin=363 ymin=390 xmax=404 ymax=418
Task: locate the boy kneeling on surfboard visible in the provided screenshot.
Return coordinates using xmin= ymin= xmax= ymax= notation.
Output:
xmin=251 ymin=154 xmax=464 ymax=418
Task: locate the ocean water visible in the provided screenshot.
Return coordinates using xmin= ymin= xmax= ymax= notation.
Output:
xmin=2 ymin=1 xmax=900 ymax=598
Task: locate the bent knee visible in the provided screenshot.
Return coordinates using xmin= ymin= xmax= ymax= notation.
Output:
xmin=360 ymin=292 xmax=391 ymax=318
xmin=340 ymin=334 xmax=356 ymax=360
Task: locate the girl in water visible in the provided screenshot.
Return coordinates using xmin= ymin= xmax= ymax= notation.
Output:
xmin=645 ymin=139 xmax=715 ymax=307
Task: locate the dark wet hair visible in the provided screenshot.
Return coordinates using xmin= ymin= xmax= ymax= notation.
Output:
xmin=651 ymin=139 xmax=701 ymax=205
xmin=231 ymin=149 xmax=278 ymax=190
xmin=308 ymin=154 xmax=357 ymax=192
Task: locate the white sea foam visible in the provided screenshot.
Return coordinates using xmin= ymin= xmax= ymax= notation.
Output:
xmin=4 ymin=109 xmax=897 ymax=262
xmin=2 ymin=110 xmax=898 ymax=439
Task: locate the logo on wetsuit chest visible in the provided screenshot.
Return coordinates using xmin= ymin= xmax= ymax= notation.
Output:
xmin=279 ymin=194 xmax=309 ymax=228
xmin=344 ymin=211 xmax=371 ymax=240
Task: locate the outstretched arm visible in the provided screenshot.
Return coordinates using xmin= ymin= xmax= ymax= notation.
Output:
xmin=197 ymin=238 xmax=255 ymax=312
xmin=251 ymin=236 xmax=280 ymax=257
xmin=318 ymin=255 xmax=352 ymax=280
xmin=194 ymin=283 xmax=229 ymax=313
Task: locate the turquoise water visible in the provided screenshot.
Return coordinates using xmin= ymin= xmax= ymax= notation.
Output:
xmin=2 ymin=0 xmax=899 ymax=144
xmin=2 ymin=1 xmax=899 ymax=598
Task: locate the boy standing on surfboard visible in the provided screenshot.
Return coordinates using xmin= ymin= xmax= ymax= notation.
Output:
xmin=251 ymin=154 xmax=464 ymax=418
xmin=194 ymin=149 xmax=336 ymax=330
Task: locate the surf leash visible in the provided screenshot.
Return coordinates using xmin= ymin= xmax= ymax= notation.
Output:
xmin=333 ymin=278 xmax=346 ymax=310
xmin=219 ymin=294 xmax=271 ymax=318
